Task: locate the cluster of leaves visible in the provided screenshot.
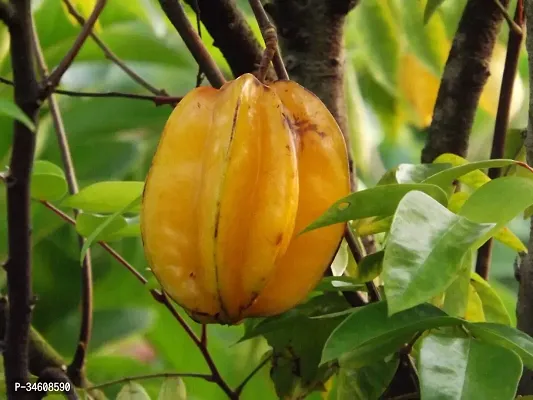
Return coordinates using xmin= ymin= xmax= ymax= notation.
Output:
xmin=19 ymin=151 xmax=533 ymax=399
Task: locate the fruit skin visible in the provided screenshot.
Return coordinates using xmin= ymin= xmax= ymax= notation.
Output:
xmin=141 ymin=73 xmax=350 ymax=324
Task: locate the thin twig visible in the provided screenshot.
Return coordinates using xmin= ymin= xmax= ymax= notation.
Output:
xmin=87 ymin=372 xmax=214 ymax=390
xmin=3 ymin=0 xmax=41 ymax=396
xmin=61 ymin=0 xmax=168 ymax=96
xmin=157 ymin=0 xmax=225 ymax=88
xmin=151 ymin=291 xmax=237 ymax=399
xmin=191 ymin=0 xmax=204 ymax=87
xmin=0 ymin=76 xmax=182 ymax=105
xmin=234 ymin=354 xmax=272 ymax=396
xmin=31 ymin=18 xmax=95 ymax=386
xmin=248 ymin=0 xmax=288 ymax=81
xmin=476 ymin=0 xmax=524 ymax=280
xmin=44 ymin=0 xmax=107 ymax=95
xmin=39 ymin=200 xmax=148 ymax=285
xmin=492 ymin=0 xmax=522 ymax=34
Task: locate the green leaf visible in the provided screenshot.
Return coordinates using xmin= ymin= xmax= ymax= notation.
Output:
xmin=353 ymin=251 xmax=384 ymax=283
xmin=466 ymin=322 xmax=533 ymax=370
xmin=79 ymin=195 xmax=142 ymax=264
xmin=423 ymin=158 xmax=518 ymax=188
xmin=336 ymin=355 xmax=399 ymax=400
xmin=395 ymin=163 xmax=452 ymax=184
xmin=303 ymin=184 xmax=448 ymax=233
xmin=470 ymin=273 xmax=511 ymax=325
xmin=321 ymin=301 xmax=461 ymax=365
xmin=117 ymin=382 xmax=151 ymax=400
xmin=459 ymin=177 xmax=533 ymax=246
xmin=418 ymin=333 xmax=522 ymax=400
xmin=61 ymin=181 xmax=144 ymax=213
xmin=313 ymin=276 xmax=366 ymax=293
xmin=382 ymin=191 xmax=495 ymax=315
xmin=331 ymin=241 xmax=349 ymax=276
xmin=424 ymin=0 xmax=446 ymax=23
xmin=76 ymin=213 xmax=127 ymax=241
xmin=158 ymin=378 xmax=187 ymax=400
xmin=442 ymin=250 xmax=472 ymax=318
xmin=0 ymin=98 xmax=35 ymax=131
xmin=30 ymin=160 xmax=68 ymax=201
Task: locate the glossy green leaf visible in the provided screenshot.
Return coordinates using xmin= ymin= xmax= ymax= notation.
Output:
xmin=353 ymin=251 xmax=384 ymax=283
xmin=331 ymin=241 xmax=349 ymax=276
xmin=76 ymin=213 xmax=127 ymax=241
xmin=30 ymin=160 xmax=68 ymax=201
xmin=336 ymin=355 xmax=399 ymax=400
xmin=470 ymin=274 xmax=511 ymax=325
xmin=61 ymin=181 xmax=144 ymax=213
xmin=442 ymin=251 xmax=472 ymax=318
xmin=117 ymin=382 xmax=151 ymax=400
xmin=321 ymin=301 xmax=461 ymax=364
xmin=423 ymin=157 xmax=518 ymax=188
xmin=356 ymin=216 xmax=393 ymax=236
xmin=303 ymin=184 xmax=448 ymax=233
xmin=0 ymin=98 xmax=35 ymax=131
xmin=459 ymin=177 xmax=533 ymax=247
xmin=382 ymin=191 xmax=495 ymax=315
xmin=466 ymin=322 xmax=533 ymax=369
xmin=418 ymin=333 xmax=522 ymax=400
xmin=158 ymin=378 xmax=187 ymax=400
xmin=465 ymin=284 xmax=485 ymax=322
xmin=79 ymin=195 xmax=142 ymax=263
xmin=314 ymin=276 xmax=366 ymax=293
xmin=395 ymin=163 xmax=452 ymax=184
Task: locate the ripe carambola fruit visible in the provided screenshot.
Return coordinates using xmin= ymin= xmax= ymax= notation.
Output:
xmin=141 ymin=73 xmax=350 ymax=324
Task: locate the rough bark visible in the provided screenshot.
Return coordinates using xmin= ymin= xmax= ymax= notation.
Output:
xmin=421 ymin=0 xmax=509 ymax=163
xmin=517 ymin=0 xmax=533 ymax=393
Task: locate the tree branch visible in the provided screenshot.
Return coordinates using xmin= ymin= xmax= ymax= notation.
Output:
xmin=87 ymin=372 xmax=213 ymax=391
xmin=61 ymin=0 xmax=168 ymax=96
xmin=0 ymin=1 xmax=14 ymax=26
xmin=36 ymin=368 xmax=78 ymax=400
xmin=157 ymin=0 xmax=225 ymax=88
xmin=43 ymin=0 xmax=107 ymax=95
xmin=2 ymin=0 xmax=41 ymax=396
xmin=31 ymin=19 xmax=94 ymax=388
xmin=476 ymin=0 xmax=524 ymax=280
xmin=183 ymin=0 xmax=273 ymax=80
xmin=421 ymin=0 xmax=510 ymax=162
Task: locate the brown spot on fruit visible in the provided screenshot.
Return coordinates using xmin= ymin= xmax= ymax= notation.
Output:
xmin=275 ymin=233 xmax=283 ymax=245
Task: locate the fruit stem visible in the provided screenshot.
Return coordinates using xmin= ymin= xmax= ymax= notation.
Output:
xmin=248 ymin=0 xmax=288 ymax=81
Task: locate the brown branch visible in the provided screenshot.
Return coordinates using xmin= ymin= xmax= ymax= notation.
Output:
xmin=421 ymin=0 xmax=510 ymax=162
xmin=87 ymin=372 xmax=214 ymax=390
xmin=31 ymin=20 xmax=94 ymax=388
xmin=157 ymin=0 xmax=225 ymax=88
xmin=476 ymin=0 xmax=524 ymax=280
xmin=36 ymin=368 xmax=79 ymax=400
xmin=43 ymin=0 xmax=107 ymax=95
xmin=2 ymin=0 xmax=41 ymax=397
xmin=0 ymin=1 xmax=14 ymax=26
xmin=0 ymin=76 xmax=182 ymax=105
xmin=61 ymin=0 xmax=168 ymax=96
xmin=183 ymin=0 xmax=273 ymax=80
xmin=248 ymin=0 xmax=288 ymax=80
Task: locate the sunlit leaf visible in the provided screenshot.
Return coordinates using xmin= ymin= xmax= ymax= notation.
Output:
xmin=158 ymin=377 xmax=187 ymax=400
xmin=470 ymin=274 xmax=511 ymax=325
xmin=442 ymin=250 xmax=472 ymax=318
xmin=464 ymin=284 xmax=485 ymax=322
xmin=423 ymin=0 xmax=446 ymax=24
xmin=30 ymin=160 xmax=68 ymax=201
xmin=62 ymin=181 xmax=144 ymax=213
xmin=353 ymin=251 xmax=384 ymax=283
xmin=117 ymin=382 xmax=151 ymax=400
xmin=303 ymin=184 xmax=448 ymax=233
xmin=382 ymin=191 xmax=494 ymax=315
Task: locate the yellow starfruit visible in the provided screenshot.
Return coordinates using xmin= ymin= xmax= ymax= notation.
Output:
xmin=141 ymin=73 xmax=350 ymax=324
